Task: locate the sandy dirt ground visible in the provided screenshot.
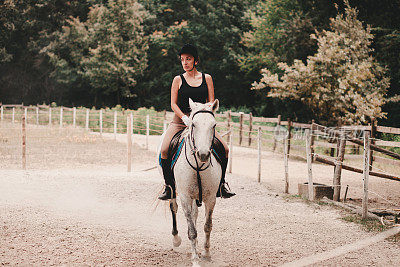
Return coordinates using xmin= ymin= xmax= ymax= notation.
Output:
xmin=1 ymin=121 xmax=400 ymax=266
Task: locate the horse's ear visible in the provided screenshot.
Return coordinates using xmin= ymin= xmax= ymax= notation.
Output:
xmin=211 ymin=99 xmax=219 ymax=113
xmin=189 ymin=98 xmax=196 ymax=111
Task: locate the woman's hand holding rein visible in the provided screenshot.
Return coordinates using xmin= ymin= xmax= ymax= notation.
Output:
xmin=181 ymin=115 xmax=192 ymax=127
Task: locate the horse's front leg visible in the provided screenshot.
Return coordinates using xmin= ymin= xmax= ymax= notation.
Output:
xmin=181 ymin=197 xmax=200 ymax=264
xmin=203 ymin=198 xmax=216 ymax=259
xmin=169 ymin=199 xmax=181 ymax=247
xmin=191 ymin=198 xmax=199 ymax=229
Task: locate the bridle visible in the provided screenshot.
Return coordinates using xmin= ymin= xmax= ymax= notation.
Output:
xmin=184 ymin=109 xmax=216 ymax=207
xmin=188 ymin=109 xmax=216 ymax=155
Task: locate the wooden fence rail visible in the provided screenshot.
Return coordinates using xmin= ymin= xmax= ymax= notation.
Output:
xmin=314 ymin=154 xmax=400 ymax=182
xmin=313 ymin=123 xmax=400 ymax=161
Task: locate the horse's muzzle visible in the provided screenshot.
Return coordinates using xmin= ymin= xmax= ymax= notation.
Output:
xmin=197 ymin=150 xmax=211 ymax=163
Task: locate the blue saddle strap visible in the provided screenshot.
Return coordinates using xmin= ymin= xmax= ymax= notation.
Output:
xmin=159 ymin=137 xmax=186 ymax=170
xmin=171 ymin=138 xmax=185 ymax=169
xmin=212 ymin=148 xmax=221 ymax=162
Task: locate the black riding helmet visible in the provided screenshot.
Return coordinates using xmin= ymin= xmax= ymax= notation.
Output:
xmin=178 ymin=44 xmax=199 ymax=63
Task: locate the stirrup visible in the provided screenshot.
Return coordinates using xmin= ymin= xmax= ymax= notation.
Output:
xmin=158 ymin=185 xmax=175 ymax=200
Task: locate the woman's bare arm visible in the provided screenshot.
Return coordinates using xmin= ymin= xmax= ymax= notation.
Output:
xmin=170 ymin=76 xmax=186 ymax=119
xmin=205 ymin=74 xmax=215 ymax=102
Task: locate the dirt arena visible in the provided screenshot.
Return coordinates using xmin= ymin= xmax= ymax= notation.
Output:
xmin=1 ymin=122 xmax=400 ymax=266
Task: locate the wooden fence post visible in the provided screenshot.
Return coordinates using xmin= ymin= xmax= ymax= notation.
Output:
xmin=248 ymin=112 xmax=253 ymax=147
xmin=257 ymin=126 xmax=261 ymax=183
xmin=73 ymin=107 xmax=76 ymax=127
xmin=228 ymin=125 xmax=233 ymax=174
xmin=227 ymin=110 xmax=231 ymax=127
xmin=284 ymin=133 xmax=289 ymax=194
xmin=127 ymin=115 xmax=132 ymax=172
xmin=12 ymin=107 xmax=15 ymax=123
xmin=59 ymin=107 xmax=63 ymax=128
xmin=99 ymin=109 xmax=103 ymax=136
xmin=369 ymin=119 xmax=376 ymax=171
xmin=333 ymin=132 xmax=346 ymax=201
xmin=343 ymin=185 xmax=349 ymax=203
xmin=130 ymin=112 xmax=134 ymax=135
xmin=22 ymin=114 xmax=26 ymax=170
xmin=362 ymin=130 xmax=371 ymax=219
xmin=305 ymin=129 xmax=314 ymax=201
xmin=146 ymin=114 xmax=150 ymax=149
xmin=287 ymin=118 xmax=292 ymax=159
xmin=24 ymin=108 xmax=27 ymax=124
xmin=49 ymin=107 xmax=52 ymax=125
xmin=310 ymin=120 xmax=315 ymax=162
xmin=85 ymin=109 xmax=89 ymax=130
xmin=273 ymin=115 xmax=281 ymax=151
xmin=226 ymin=110 xmax=231 ymax=142
xmin=0 ymin=106 xmax=3 ymax=121
xmin=239 ymin=112 xmax=244 ymax=146
xmin=36 ymin=107 xmax=39 ymax=125
xmin=114 ymin=111 xmax=117 ymax=139
xmin=356 ymin=144 xmax=360 ymax=155
xmin=334 ymin=118 xmax=342 ymax=157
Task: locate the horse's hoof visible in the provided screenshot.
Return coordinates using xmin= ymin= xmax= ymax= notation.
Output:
xmin=173 ymin=235 xmax=182 ymax=247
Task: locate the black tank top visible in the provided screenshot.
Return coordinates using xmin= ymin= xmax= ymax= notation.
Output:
xmin=177 ymin=73 xmax=208 ymax=114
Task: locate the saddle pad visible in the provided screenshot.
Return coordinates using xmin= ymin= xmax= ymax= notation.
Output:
xmin=211 ymin=137 xmax=224 ymax=165
xmin=168 ymin=130 xmax=185 ymax=160
xmin=158 ymin=130 xmax=185 ymax=170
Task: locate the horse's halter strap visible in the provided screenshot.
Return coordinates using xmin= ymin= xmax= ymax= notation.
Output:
xmin=185 ymin=109 xmax=216 ymax=207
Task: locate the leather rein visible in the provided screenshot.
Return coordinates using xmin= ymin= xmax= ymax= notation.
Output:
xmin=184 ymin=109 xmax=216 ymax=207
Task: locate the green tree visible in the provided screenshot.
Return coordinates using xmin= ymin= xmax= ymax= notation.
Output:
xmin=41 ymin=0 xmax=149 ymax=106
xmin=349 ymin=0 xmax=400 ymax=127
xmin=375 ymin=30 xmax=400 ymax=126
xmin=240 ymin=0 xmax=311 ymax=74
xmin=239 ymin=0 xmax=341 ymax=74
xmin=252 ymin=1 xmax=392 ymax=125
xmin=0 ymin=0 xmax=91 ymax=104
xmin=237 ymin=0 xmax=340 ymax=120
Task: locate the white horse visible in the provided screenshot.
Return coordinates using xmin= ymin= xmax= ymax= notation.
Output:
xmin=156 ymin=98 xmax=222 ymax=265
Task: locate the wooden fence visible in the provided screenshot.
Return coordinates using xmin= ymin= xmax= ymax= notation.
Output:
xmin=0 ymin=104 xmax=167 ymax=172
xmin=1 ymin=104 xmax=400 ymax=217
xmin=306 ymin=123 xmax=400 ymax=219
xmin=2 ymin=104 xmax=399 ymax=159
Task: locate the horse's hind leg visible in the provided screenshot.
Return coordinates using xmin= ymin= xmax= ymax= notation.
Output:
xmin=203 ymin=198 xmax=216 ymax=259
xmin=169 ymin=199 xmax=181 ymax=247
xmin=181 ymin=198 xmax=200 ymax=264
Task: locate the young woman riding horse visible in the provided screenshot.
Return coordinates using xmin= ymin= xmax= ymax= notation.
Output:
xmin=158 ymin=44 xmax=235 ymax=200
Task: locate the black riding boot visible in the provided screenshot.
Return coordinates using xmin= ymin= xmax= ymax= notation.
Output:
xmin=158 ymin=158 xmax=176 ymax=200
xmin=217 ymin=156 xmax=236 ymax=198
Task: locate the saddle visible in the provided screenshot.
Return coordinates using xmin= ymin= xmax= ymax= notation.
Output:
xmin=158 ymin=130 xmax=224 ymax=170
